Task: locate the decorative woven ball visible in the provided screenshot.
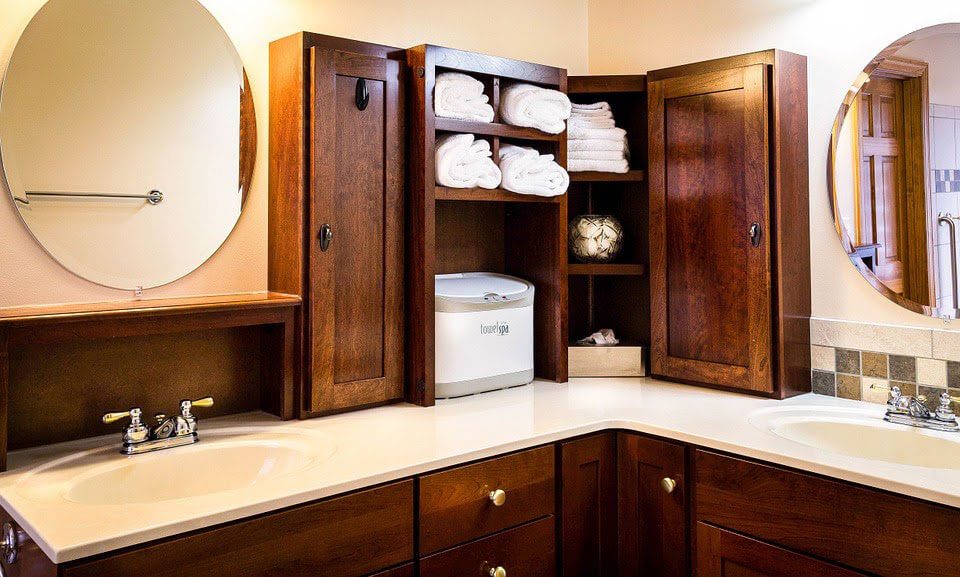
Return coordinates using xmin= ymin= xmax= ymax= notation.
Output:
xmin=569 ymin=214 xmax=624 ymax=263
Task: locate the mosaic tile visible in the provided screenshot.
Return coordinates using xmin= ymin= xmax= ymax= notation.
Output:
xmin=889 ymin=355 xmax=916 ymax=383
xmin=835 ymin=349 xmax=861 ymax=375
xmin=837 ymin=374 xmax=861 ymax=400
xmin=811 ymin=370 xmax=836 ymax=396
xmin=861 ymin=352 xmax=887 ymax=378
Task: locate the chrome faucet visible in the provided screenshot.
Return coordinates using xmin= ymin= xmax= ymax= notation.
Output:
xmin=102 ymin=397 xmax=214 ymax=454
xmin=871 ymin=385 xmax=958 ymax=432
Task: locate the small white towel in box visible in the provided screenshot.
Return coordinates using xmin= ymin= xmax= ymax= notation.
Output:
xmin=568 ymin=158 xmax=630 ymax=173
xmin=435 ymin=133 xmax=502 ymax=189
xmin=434 ymin=72 xmax=495 ymax=122
xmin=500 ymin=83 xmax=571 ymax=134
xmin=499 ymin=144 xmax=569 ymax=197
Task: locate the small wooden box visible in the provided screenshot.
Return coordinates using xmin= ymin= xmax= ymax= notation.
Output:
xmin=568 ymin=345 xmax=646 ymax=377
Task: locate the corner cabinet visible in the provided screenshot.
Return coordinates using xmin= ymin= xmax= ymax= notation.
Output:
xmin=269 ymin=33 xmax=406 ymax=416
xmin=647 ymin=50 xmax=811 ymax=398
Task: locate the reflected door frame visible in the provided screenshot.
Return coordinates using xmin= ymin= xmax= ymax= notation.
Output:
xmin=851 ymin=55 xmax=934 ymax=306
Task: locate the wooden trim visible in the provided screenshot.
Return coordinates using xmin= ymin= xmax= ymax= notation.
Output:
xmin=568 ymin=74 xmax=646 ymax=94
xmin=647 ymin=49 xmax=777 ymax=81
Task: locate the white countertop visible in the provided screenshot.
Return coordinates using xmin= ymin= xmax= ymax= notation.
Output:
xmin=2 ymin=377 xmax=959 ymax=563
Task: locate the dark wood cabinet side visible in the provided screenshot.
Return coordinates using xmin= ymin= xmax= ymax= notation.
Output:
xmin=617 ymin=433 xmax=687 ymax=577
xmin=696 ymin=523 xmax=865 ymax=577
xmin=559 ymin=433 xmax=617 ymax=577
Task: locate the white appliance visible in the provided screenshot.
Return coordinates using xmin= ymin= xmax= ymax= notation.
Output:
xmin=435 ymin=273 xmax=535 ymax=398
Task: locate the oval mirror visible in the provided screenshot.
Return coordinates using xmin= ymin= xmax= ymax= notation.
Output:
xmin=829 ymin=24 xmax=960 ymax=318
xmin=0 ymin=0 xmax=255 ymax=290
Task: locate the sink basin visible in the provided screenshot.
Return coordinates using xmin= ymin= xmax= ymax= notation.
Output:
xmin=18 ymin=427 xmax=337 ymax=505
xmin=750 ymin=406 xmax=960 ymax=469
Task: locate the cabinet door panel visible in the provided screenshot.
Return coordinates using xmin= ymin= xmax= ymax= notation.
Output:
xmin=618 ymin=433 xmax=686 ymax=577
xmin=309 ymin=49 xmax=404 ymax=413
xmin=560 ymin=433 xmax=617 ymax=577
xmin=696 ymin=523 xmax=865 ymax=577
xmin=649 ymin=64 xmax=773 ymax=392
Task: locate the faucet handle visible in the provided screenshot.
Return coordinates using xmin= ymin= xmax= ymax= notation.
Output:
xmin=180 ymin=397 xmax=214 ymax=418
xmin=935 ymin=392 xmax=958 ymax=422
xmin=102 ymin=407 xmax=143 ymax=425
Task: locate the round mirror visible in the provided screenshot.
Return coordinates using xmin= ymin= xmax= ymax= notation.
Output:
xmin=0 ymin=0 xmax=255 ymax=290
xmin=829 ymin=24 xmax=960 ymax=318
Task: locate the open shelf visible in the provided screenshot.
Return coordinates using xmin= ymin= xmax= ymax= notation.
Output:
xmin=568 ymin=263 xmax=646 ymax=276
xmin=435 ymin=117 xmax=561 ymax=142
xmin=436 ymin=186 xmax=562 ymax=203
xmin=570 ymin=170 xmax=646 ymax=183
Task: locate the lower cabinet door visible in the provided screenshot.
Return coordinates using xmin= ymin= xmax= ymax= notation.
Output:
xmin=696 ymin=523 xmax=866 ymax=577
xmin=366 ymin=564 xmax=414 ymax=577
xmin=618 ymin=432 xmax=687 ymax=577
xmin=560 ymin=433 xmax=617 ymax=577
xmin=420 ymin=517 xmax=556 ymax=577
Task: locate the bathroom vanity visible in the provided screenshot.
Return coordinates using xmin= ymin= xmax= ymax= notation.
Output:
xmin=0 ymin=380 xmax=957 ymax=577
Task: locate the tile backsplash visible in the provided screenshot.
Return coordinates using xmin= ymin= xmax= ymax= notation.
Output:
xmin=810 ymin=318 xmax=960 ymax=411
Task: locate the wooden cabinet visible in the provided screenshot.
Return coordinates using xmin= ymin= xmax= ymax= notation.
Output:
xmin=559 ymin=433 xmax=617 ymax=577
xmin=647 ymin=50 xmax=810 ymax=397
xmin=419 ymin=446 xmax=555 ymax=555
xmin=618 ymin=433 xmax=687 ymax=577
xmin=61 ymin=481 xmax=414 ymax=577
xmin=420 ymin=517 xmax=556 ymax=577
xmin=269 ymin=33 xmax=406 ymax=416
xmin=696 ymin=524 xmax=865 ymax=577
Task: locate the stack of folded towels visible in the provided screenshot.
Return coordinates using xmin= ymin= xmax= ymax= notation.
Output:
xmin=500 ymin=83 xmax=571 ymax=134
xmin=499 ymin=144 xmax=569 ymax=197
xmin=434 ymin=72 xmax=495 ymax=122
xmin=435 ymin=133 xmax=502 ymax=189
xmin=567 ymin=102 xmax=629 ymax=173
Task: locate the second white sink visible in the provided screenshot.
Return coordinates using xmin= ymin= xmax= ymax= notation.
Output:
xmin=750 ymin=405 xmax=960 ymax=469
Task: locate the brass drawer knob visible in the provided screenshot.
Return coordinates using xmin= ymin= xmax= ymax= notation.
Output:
xmin=489 ymin=489 xmax=506 ymax=507
xmin=660 ymin=477 xmax=677 ymax=494
xmin=489 ymin=566 xmax=507 ymax=577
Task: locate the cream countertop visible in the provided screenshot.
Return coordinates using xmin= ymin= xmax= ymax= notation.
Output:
xmin=1 ymin=377 xmax=959 ymax=563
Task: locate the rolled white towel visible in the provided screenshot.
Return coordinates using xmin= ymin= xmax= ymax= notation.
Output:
xmin=568 ymin=138 xmax=627 ymax=152
xmin=500 ymin=83 xmax=571 ymax=134
xmin=435 ymin=133 xmax=502 ymax=189
xmin=434 ymin=72 xmax=495 ymax=123
xmin=499 ymin=144 xmax=569 ymax=197
xmin=568 ymin=126 xmax=627 ymax=142
xmin=568 ymin=158 xmax=630 ymax=173
xmin=568 ymin=116 xmax=616 ymax=129
xmin=569 ymin=149 xmax=627 ymax=161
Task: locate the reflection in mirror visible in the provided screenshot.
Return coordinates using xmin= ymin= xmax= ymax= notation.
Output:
xmin=830 ymin=24 xmax=960 ymax=318
xmin=0 ymin=0 xmax=255 ymax=290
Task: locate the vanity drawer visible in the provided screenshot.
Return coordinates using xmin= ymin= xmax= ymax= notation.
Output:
xmin=419 ymin=445 xmax=555 ymax=554
xmin=695 ymin=450 xmax=960 ymax=577
xmin=420 ymin=516 xmax=556 ymax=577
xmin=62 ymin=480 xmax=414 ymax=577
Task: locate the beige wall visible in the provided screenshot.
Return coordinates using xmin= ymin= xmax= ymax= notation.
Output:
xmin=0 ymin=0 xmax=589 ymax=307
xmin=588 ymin=0 xmax=960 ymax=330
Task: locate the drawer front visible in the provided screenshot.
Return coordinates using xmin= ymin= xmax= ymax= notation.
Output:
xmin=420 ymin=445 xmax=555 ymax=554
xmin=63 ymin=481 xmax=414 ymax=577
xmin=420 ymin=517 xmax=556 ymax=577
xmin=695 ymin=450 xmax=960 ymax=577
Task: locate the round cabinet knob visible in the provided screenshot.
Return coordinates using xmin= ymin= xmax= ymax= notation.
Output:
xmin=660 ymin=477 xmax=677 ymax=494
xmin=489 ymin=566 xmax=507 ymax=577
xmin=489 ymin=489 xmax=506 ymax=507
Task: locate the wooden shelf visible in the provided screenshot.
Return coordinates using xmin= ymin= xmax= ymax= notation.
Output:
xmin=435 ymin=117 xmax=561 ymax=142
xmin=570 ymin=170 xmax=646 ymax=183
xmin=435 ymin=186 xmax=562 ymax=203
xmin=568 ymin=263 xmax=646 ymax=276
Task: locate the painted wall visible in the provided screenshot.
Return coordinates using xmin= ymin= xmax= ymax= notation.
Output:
xmin=0 ymin=0 xmax=589 ymax=307
xmin=587 ymin=0 xmax=960 ymax=330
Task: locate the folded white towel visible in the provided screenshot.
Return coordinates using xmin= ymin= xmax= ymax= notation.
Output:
xmin=571 ymin=101 xmax=611 ymax=112
xmin=568 ymin=138 xmax=627 ymax=152
xmin=569 ymin=149 xmax=627 ymax=161
xmin=570 ymin=110 xmax=614 ymax=120
xmin=568 ymin=116 xmax=616 ymax=129
xmin=568 ymin=126 xmax=627 ymax=142
xmin=500 ymin=83 xmax=571 ymax=134
xmin=434 ymin=72 xmax=495 ymax=123
xmin=568 ymin=158 xmax=630 ymax=173
xmin=435 ymin=133 xmax=502 ymax=189
xmin=499 ymin=144 xmax=569 ymax=196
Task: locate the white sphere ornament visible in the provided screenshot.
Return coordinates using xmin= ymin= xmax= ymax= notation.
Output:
xmin=569 ymin=214 xmax=624 ymax=263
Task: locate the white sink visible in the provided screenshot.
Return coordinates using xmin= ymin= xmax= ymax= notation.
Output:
xmin=750 ymin=405 xmax=960 ymax=469
xmin=17 ymin=427 xmax=337 ymax=505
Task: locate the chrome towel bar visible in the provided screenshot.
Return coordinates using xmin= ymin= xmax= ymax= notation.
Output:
xmin=16 ymin=190 xmax=163 ymax=206
xmin=938 ymin=212 xmax=959 ymax=310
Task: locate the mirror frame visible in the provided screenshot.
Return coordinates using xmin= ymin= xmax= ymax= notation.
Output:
xmin=827 ymin=25 xmax=959 ymax=319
